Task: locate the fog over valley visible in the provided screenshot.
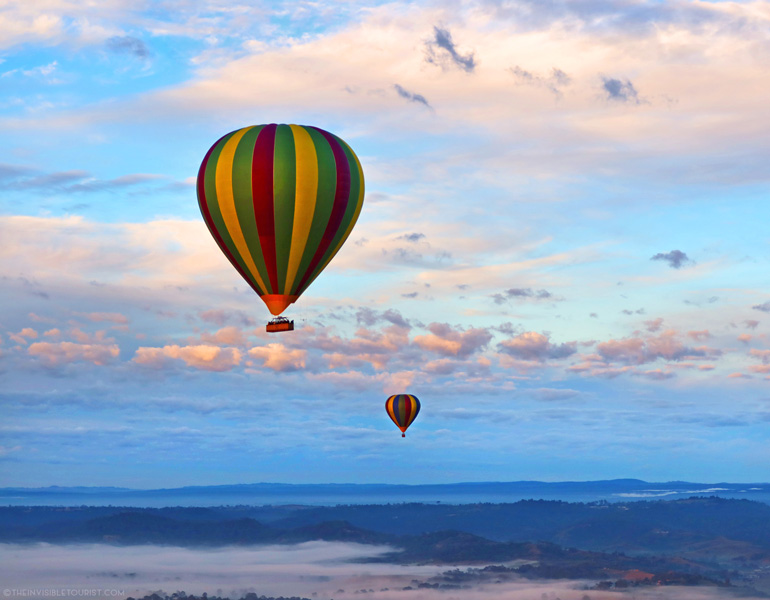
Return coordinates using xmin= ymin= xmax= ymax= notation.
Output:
xmin=2 ymin=542 xmax=764 ymax=600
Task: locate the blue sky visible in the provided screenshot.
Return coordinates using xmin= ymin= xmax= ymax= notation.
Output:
xmin=1 ymin=0 xmax=769 ymax=487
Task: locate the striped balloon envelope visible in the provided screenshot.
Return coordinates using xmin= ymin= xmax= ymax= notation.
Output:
xmin=385 ymin=394 xmax=421 ymax=437
xmin=197 ymin=124 xmax=365 ymax=317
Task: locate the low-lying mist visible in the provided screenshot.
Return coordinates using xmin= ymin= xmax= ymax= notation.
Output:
xmin=1 ymin=542 xmax=763 ymax=600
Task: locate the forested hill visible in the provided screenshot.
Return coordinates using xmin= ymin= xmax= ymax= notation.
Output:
xmin=3 ymin=496 xmax=770 ymax=558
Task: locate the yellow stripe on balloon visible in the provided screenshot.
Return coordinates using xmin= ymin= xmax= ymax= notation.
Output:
xmin=387 ymin=398 xmax=397 ymax=424
xmin=215 ymin=127 xmax=269 ymax=294
xmin=284 ymin=124 xmax=318 ymax=293
xmin=312 ymin=142 xmax=365 ymax=281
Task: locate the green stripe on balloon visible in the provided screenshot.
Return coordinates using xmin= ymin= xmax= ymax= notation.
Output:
xmin=273 ymin=124 xmax=296 ymax=293
xmin=290 ymin=126 xmax=337 ymax=296
xmin=292 ymin=128 xmax=350 ymax=295
xmin=302 ymin=134 xmax=362 ymax=290
xmin=231 ymin=125 xmax=271 ymax=294
xmin=203 ymin=132 xmax=264 ymax=294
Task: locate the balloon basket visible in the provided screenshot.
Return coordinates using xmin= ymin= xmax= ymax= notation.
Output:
xmin=266 ymin=317 xmax=294 ymax=333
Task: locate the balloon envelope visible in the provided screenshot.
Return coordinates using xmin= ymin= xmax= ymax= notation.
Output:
xmin=385 ymin=394 xmax=421 ymax=437
xmin=197 ymin=124 xmax=365 ymax=315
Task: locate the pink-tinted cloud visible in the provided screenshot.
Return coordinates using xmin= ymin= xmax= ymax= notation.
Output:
xmin=79 ymin=312 xmax=129 ymax=324
xmin=133 ymin=344 xmax=242 ymax=371
xmin=69 ymin=328 xmax=113 ymax=344
xmin=643 ymin=318 xmax=664 ymax=332
xmin=749 ymin=349 xmax=770 ymax=364
xmin=383 ymin=370 xmax=417 ymax=393
xmin=498 ymin=331 xmax=576 ymax=362
xmin=597 ymin=330 xmax=719 ymax=365
xmin=737 ymin=333 xmax=752 ymax=344
xmin=28 ymin=313 xmax=54 ymax=323
xmin=424 ymin=358 xmax=458 ymax=375
xmin=201 ymin=326 xmax=248 ymax=347
xmin=8 ymin=327 xmax=38 ymax=344
xmin=635 ymin=369 xmax=676 ymax=381
xmin=28 ymin=341 xmax=119 ymax=366
xmin=303 ymin=324 xmax=410 ymax=370
xmin=248 ymin=343 xmax=306 ymax=372
xmin=687 ymin=330 xmax=711 ymax=341
xmin=414 ymin=323 xmax=492 ymax=358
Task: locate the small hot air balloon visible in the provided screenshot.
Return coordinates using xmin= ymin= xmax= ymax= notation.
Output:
xmin=197 ymin=124 xmax=365 ymax=331
xmin=385 ymin=394 xmax=421 ymax=437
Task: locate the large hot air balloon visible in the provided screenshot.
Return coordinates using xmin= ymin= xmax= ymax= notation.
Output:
xmin=385 ymin=394 xmax=421 ymax=437
xmin=197 ymin=124 xmax=365 ymax=331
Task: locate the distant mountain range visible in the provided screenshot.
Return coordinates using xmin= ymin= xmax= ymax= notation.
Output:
xmin=2 ymin=479 xmax=768 ymax=507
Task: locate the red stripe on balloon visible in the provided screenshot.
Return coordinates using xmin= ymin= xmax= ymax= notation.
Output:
xmin=197 ymin=134 xmax=262 ymax=296
xmin=293 ymin=128 xmax=351 ymax=293
xmin=252 ymin=124 xmax=279 ymax=294
xmin=403 ymin=395 xmax=412 ymax=427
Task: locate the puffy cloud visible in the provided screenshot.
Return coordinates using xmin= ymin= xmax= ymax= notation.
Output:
xmin=69 ymin=328 xmax=113 ymax=345
xmin=687 ymin=330 xmax=711 ymax=341
xmin=425 ymin=26 xmax=476 ymax=72
xmin=248 ymin=344 xmax=306 ymax=372
xmin=491 ymin=287 xmax=555 ymax=304
xmin=749 ymin=349 xmax=770 ymax=365
xmin=383 ymin=369 xmax=418 ymax=392
xmin=424 ymin=358 xmax=458 ymax=375
xmin=8 ymin=328 xmax=38 ymax=344
xmin=414 ymin=323 xmax=492 ymax=358
xmin=201 ymin=326 xmax=248 ymax=347
xmin=737 ymin=334 xmax=752 ymax=344
xmin=498 ymin=331 xmax=576 ymax=362
xmin=305 ymin=324 xmax=410 ymax=370
xmin=354 ymin=308 xmax=411 ymax=329
xmin=28 ymin=341 xmax=119 ymax=366
xmin=597 ymin=330 xmax=719 ymax=365
xmin=752 ymin=301 xmax=770 ymax=313
xmin=651 ymin=250 xmax=692 ymax=269
xmin=133 ymin=344 xmax=241 ymax=371
xmin=602 ymin=76 xmax=640 ymax=103
xmin=644 ymin=318 xmax=664 ymax=332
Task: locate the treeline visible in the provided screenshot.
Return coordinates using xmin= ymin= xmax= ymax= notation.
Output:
xmin=127 ymin=593 xmax=309 ymax=600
